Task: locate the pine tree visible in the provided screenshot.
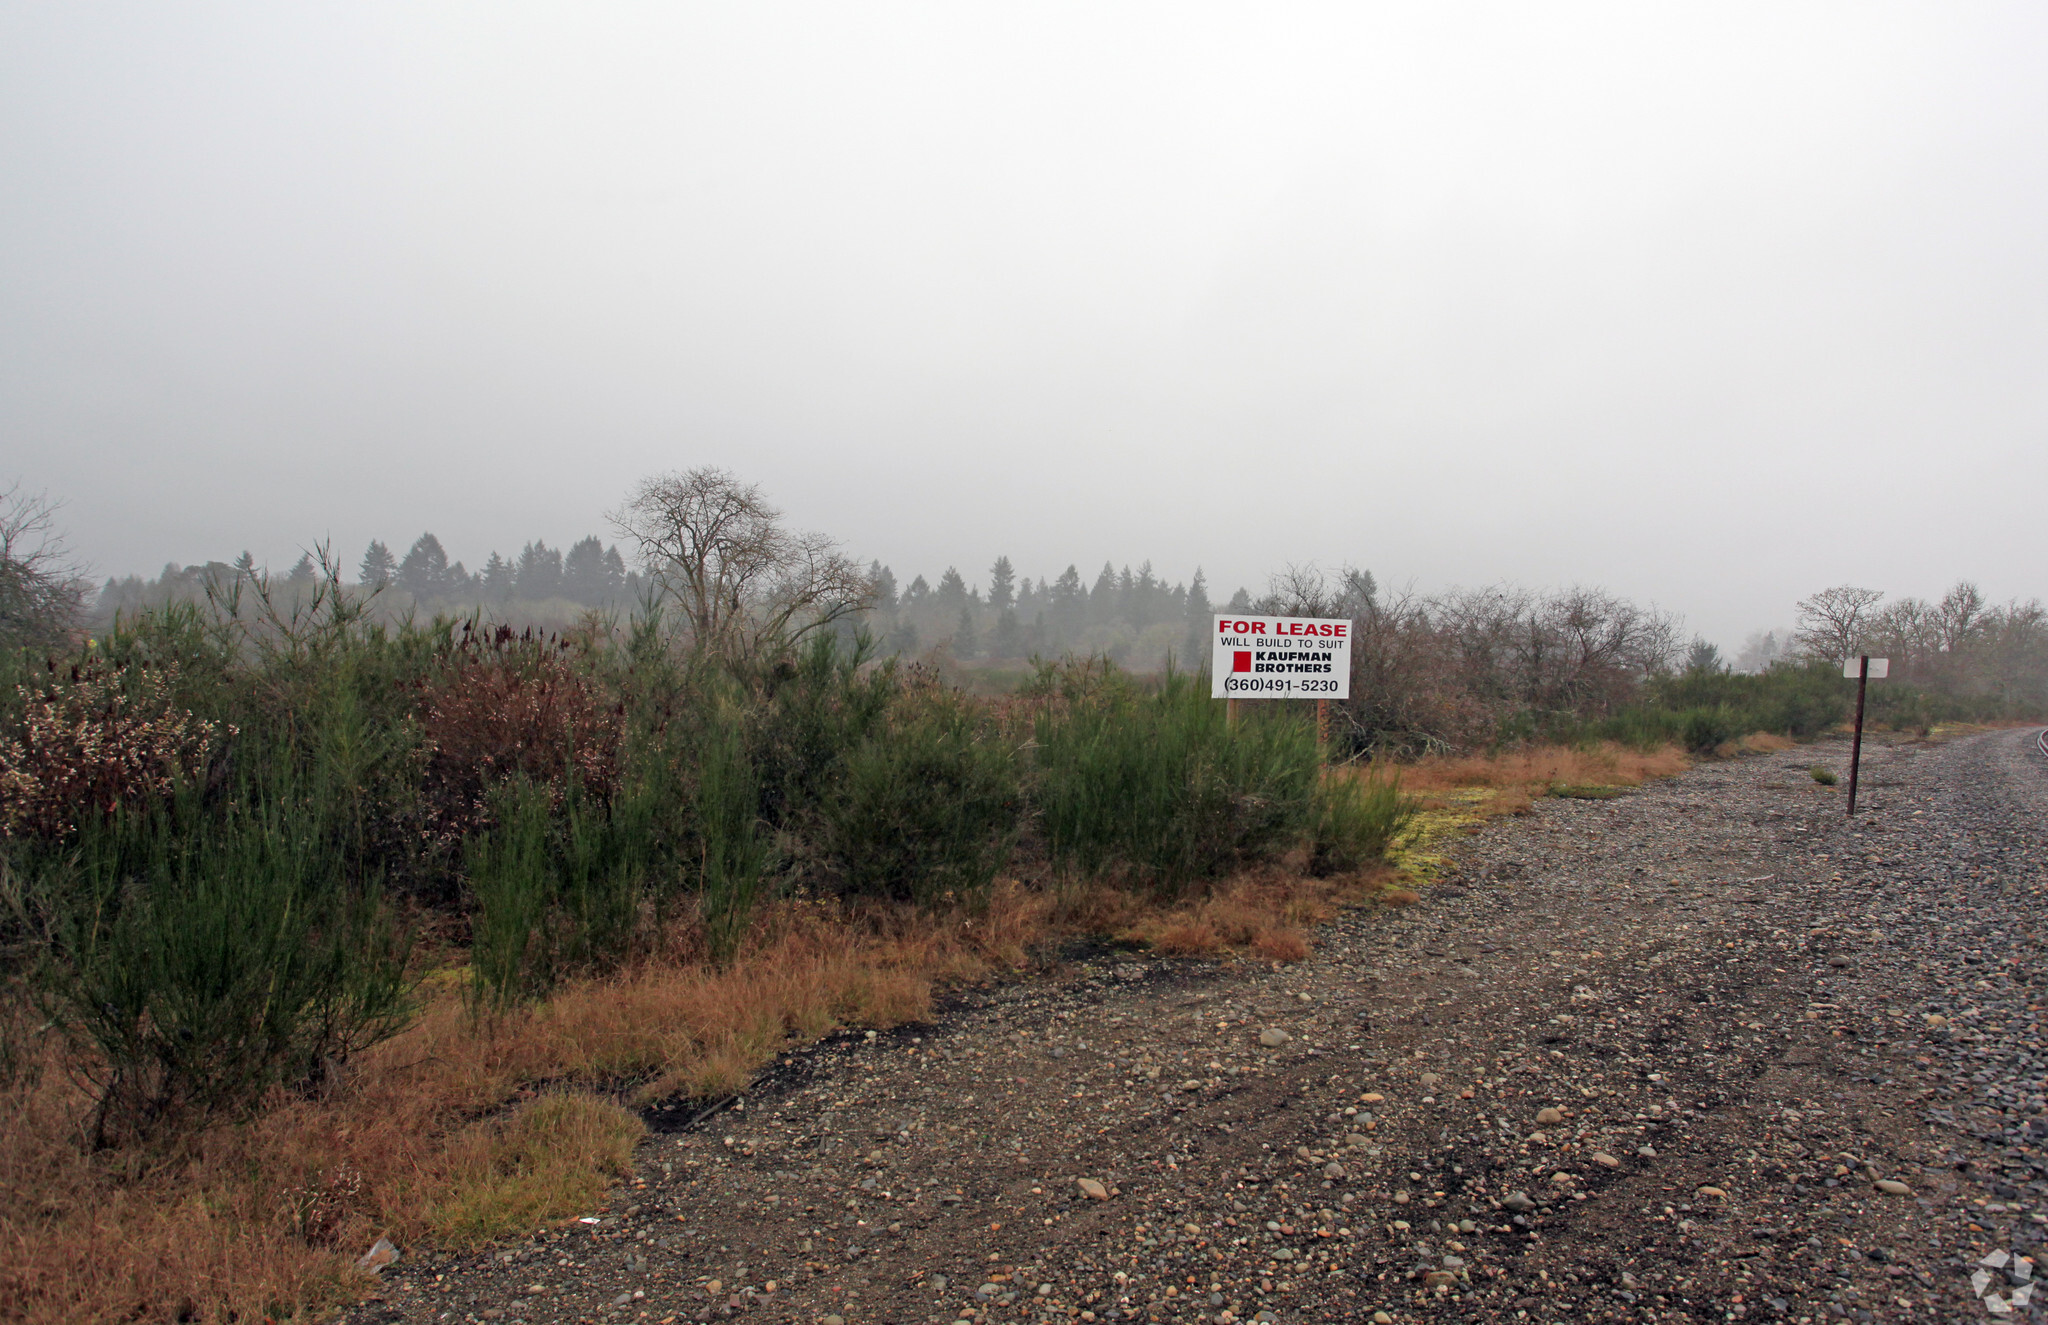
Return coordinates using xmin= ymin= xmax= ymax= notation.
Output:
xmin=953 ymin=606 xmax=979 ymax=659
xmin=563 ymin=535 xmax=611 ymax=604
xmin=359 ymin=540 xmax=396 ymax=588
xmin=397 ymin=533 xmax=451 ymax=599
xmin=1049 ymin=565 xmax=1084 ymax=639
xmin=516 ymin=541 xmax=562 ymax=600
xmin=286 ymin=553 xmax=316 ymax=584
xmin=1088 ymin=562 xmax=1118 ymax=623
xmin=481 ymin=552 xmax=514 ymax=598
xmin=1226 ymin=587 xmax=1252 ymax=612
xmin=602 ymin=546 xmax=628 ymax=599
xmin=988 ymin=556 xmax=1015 ymax=611
xmin=232 ymin=550 xmax=257 ymax=579
xmin=991 ymin=608 xmax=1023 ymax=658
xmin=903 ymin=575 xmax=930 ymax=605
xmin=887 ymin=618 xmax=920 ymax=655
xmin=870 ymin=562 xmax=899 ymax=611
xmin=936 ymin=566 xmax=968 ymax=608
xmin=1184 ymin=568 xmax=1214 ymax=671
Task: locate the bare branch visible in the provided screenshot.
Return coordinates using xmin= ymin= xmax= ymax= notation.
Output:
xmin=609 ymin=468 xmax=872 ymax=660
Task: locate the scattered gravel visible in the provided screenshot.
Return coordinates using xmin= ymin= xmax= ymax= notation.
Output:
xmin=343 ymin=726 xmax=2048 ymax=1325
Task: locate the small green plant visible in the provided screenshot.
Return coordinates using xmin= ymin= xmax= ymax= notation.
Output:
xmin=1550 ymin=783 xmax=1626 ymax=800
xmin=1810 ymin=765 xmax=1839 ymax=786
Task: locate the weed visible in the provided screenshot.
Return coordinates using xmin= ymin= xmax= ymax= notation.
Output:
xmin=1810 ymin=766 xmax=1839 ymax=786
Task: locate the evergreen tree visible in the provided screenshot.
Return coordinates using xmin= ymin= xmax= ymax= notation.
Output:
xmin=359 ymin=540 xmax=396 ymax=588
xmin=870 ymin=562 xmax=899 ymax=611
xmin=988 ymin=556 xmax=1015 ymax=611
xmin=516 ymin=540 xmax=563 ymax=600
xmin=1016 ymin=577 xmax=1036 ymax=614
xmin=936 ymin=566 xmax=968 ymax=608
xmin=953 ymin=606 xmax=979 ymax=659
xmin=1226 ymin=587 xmax=1253 ymax=612
xmin=603 ymin=546 xmax=629 ymax=599
xmin=990 ymin=608 xmax=1023 ymax=658
xmin=1049 ymin=565 xmax=1084 ymax=636
xmin=233 ymin=550 xmax=257 ymax=579
xmin=397 ymin=533 xmax=451 ymax=598
xmin=903 ymin=574 xmax=930 ymax=605
xmin=1184 ymin=568 xmax=1214 ymax=670
xmin=1090 ymin=562 xmax=1119 ymax=623
xmin=1026 ymin=611 xmax=1050 ymax=656
xmin=446 ymin=561 xmax=472 ymax=595
xmin=887 ymin=618 xmax=920 ymax=656
xmin=480 ymin=551 xmax=515 ymax=598
xmin=563 ymin=535 xmax=614 ymax=604
xmin=286 ymin=553 xmax=316 ymax=584
xmin=1131 ymin=561 xmax=1160 ymax=628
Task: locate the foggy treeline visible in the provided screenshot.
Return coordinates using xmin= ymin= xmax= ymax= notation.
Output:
xmin=40 ymin=489 xmax=2048 ymax=760
xmin=858 ymin=558 xmax=1236 ymax=671
xmin=92 ymin=532 xmax=645 ymax=627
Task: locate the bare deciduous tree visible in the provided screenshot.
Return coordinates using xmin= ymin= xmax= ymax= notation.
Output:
xmin=610 ymin=468 xmax=872 ymax=659
xmin=1935 ymin=580 xmax=1987 ymax=653
xmin=1793 ymin=585 xmax=1884 ymax=663
xmin=0 ymin=484 xmax=87 ymax=652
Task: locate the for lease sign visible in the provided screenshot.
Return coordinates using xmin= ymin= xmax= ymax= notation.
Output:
xmin=1211 ymin=614 xmax=1351 ymax=700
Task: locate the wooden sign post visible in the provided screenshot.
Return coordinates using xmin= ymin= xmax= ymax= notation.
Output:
xmin=1843 ymin=655 xmax=1888 ymax=816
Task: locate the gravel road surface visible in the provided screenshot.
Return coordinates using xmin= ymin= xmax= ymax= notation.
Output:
xmin=347 ymin=726 xmax=2048 ymax=1325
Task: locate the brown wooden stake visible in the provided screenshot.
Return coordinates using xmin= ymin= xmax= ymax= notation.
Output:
xmin=1846 ymin=655 xmax=1869 ymax=816
xmin=1316 ymin=698 xmax=1331 ymax=758
xmin=1226 ymin=697 xmax=1241 ymax=728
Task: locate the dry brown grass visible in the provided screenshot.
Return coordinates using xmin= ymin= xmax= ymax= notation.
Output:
xmin=0 ymin=859 xmax=1402 ymax=1324
xmin=1386 ymin=741 xmax=1689 ymax=798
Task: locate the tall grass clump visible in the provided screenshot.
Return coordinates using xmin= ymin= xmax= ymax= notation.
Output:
xmin=1308 ymin=771 xmax=1414 ymax=876
xmin=1033 ymin=669 xmax=1321 ymax=893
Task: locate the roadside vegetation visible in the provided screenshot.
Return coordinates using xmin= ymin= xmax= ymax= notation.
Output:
xmin=0 ymin=472 xmax=2042 ymax=1323
xmin=0 ymin=473 xmax=1410 ymax=1324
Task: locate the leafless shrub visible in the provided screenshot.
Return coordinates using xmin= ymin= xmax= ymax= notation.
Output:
xmin=0 ymin=484 xmax=88 ymax=653
xmin=1268 ymin=563 xmax=1682 ymax=755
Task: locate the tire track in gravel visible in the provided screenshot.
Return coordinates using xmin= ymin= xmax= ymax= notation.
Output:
xmin=346 ymin=726 xmax=2048 ymax=1325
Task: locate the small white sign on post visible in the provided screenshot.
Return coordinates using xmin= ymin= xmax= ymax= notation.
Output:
xmin=1843 ymin=657 xmax=1889 ymax=678
xmin=1211 ymin=614 xmax=1351 ymax=699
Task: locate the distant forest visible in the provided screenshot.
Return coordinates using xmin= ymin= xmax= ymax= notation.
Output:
xmin=92 ymin=537 xmax=1243 ymax=671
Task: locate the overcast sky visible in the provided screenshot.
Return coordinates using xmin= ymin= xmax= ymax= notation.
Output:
xmin=4 ymin=3 xmax=2044 ymax=646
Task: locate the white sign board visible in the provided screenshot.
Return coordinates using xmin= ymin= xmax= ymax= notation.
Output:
xmin=1842 ymin=656 xmax=1890 ymax=679
xmin=1212 ymin=614 xmax=1351 ymax=699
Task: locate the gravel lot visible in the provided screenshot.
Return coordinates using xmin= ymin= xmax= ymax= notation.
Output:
xmin=347 ymin=725 xmax=2048 ymax=1325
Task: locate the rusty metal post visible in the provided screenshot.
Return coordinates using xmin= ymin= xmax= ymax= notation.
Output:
xmin=1846 ymin=655 xmax=1869 ymax=816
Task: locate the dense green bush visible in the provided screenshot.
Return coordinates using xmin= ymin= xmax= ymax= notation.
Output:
xmin=38 ymin=795 xmax=412 ymax=1145
xmin=819 ymin=687 xmax=1020 ymax=906
xmin=1033 ymin=671 xmax=1322 ymax=893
